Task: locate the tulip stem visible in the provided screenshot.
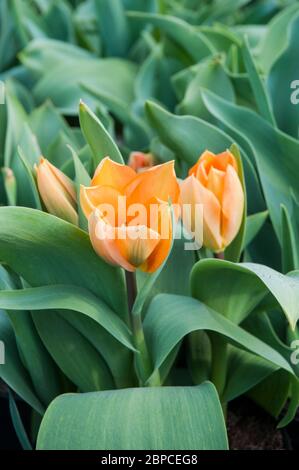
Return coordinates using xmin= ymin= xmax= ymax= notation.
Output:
xmin=126 ymin=272 xmax=160 ymax=387
xmin=209 ymin=332 xmax=228 ymax=416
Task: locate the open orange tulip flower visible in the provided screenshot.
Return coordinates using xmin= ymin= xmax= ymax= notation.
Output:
xmin=80 ymin=157 xmax=180 ymax=272
xmin=36 ymin=157 xmax=78 ymax=226
xmin=180 ymin=150 xmax=244 ymax=252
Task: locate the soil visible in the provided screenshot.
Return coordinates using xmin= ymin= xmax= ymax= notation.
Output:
xmin=227 ymin=398 xmax=285 ymax=450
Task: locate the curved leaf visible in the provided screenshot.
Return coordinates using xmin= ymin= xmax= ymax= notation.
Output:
xmin=37 ymin=383 xmax=228 ymax=450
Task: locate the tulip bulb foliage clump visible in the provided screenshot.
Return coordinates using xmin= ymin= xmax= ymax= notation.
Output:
xmin=0 ymin=0 xmax=299 ymax=452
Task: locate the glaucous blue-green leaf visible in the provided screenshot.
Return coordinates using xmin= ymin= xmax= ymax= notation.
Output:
xmin=37 ymin=383 xmax=228 ymax=450
xmin=191 ymin=259 xmax=299 ymax=329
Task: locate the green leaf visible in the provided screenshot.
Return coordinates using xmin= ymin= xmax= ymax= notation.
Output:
xmin=79 ymin=100 xmax=123 ymax=166
xmin=257 ymin=3 xmax=299 ymax=74
xmin=0 ymin=264 xmax=61 ymax=407
xmin=20 ymin=40 xmax=137 ymax=115
xmin=8 ymin=389 xmax=32 ymax=450
xmin=127 ymin=12 xmax=214 ymax=62
xmin=0 ymin=207 xmax=128 ymax=322
xmin=191 ymin=259 xmax=299 ymax=329
xmin=268 ymin=15 xmax=299 ymax=138
xmin=37 ymin=383 xmax=228 ymax=450
xmin=0 ymin=309 xmax=44 ymax=414
xmin=95 ymin=0 xmax=130 ymax=57
xmin=176 ymin=56 xmax=235 ymax=119
xmin=32 ymin=310 xmax=114 ymax=392
xmin=244 ymin=210 xmax=268 ymax=248
xmin=144 ymin=294 xmax=293 ymax=379
xmin=241 ymin=36 xmax=275 ymax=126
xmin=0 ymin=285 xmax=134 ymax=352
xmin=281 ymin=204 xmax=299 ymax=273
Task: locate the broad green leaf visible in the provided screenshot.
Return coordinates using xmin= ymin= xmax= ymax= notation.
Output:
xmin=95 ymin=0 xmax=131 ymax=57
xmin=191 ymin=259 xmax=299 ymax=329
xmin=32 ymin=310 xmax=114 ymax=392
xmin=257 ymin=3 xmax=299 ymax=74
xmin=223 ymin=346 xmax=278 ymax=402
xmin=0 ymin=207 xmax=128 ymax=321
xmin=79 ymin=101 xmax=123 ymax=166
xmin=0 ymin=309 xmax=44 ymax=414
xmin=37 ymin=383 xmax=228 ymax=450
xmin=176 ymin=56 xmax=235 ymax=119
xmin=127 ymin=12 xmax=214 ymax=62
xmin=20 ymin=40 xmax=137 ymax=115
xmin=0 ymin=265 xmax=61 ymax=407
xmin=268 ymin=15 xmax=299 ymax=138
xmin=244 ymin=210 xmax=268 ymax=248
xmin=0 ymin=285 xmax=134 ymax=351
xmin=144 ymin=294 xmax=293 ymax=378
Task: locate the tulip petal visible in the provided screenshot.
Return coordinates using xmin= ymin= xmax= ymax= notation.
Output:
xmin=207 ymin=167 xmax=225 ymax=204
xmin=221 ymin=164 xmax=244 ymax=246
xmin=89 ymin=212 xmax=136 ymax=271
xmin=114 ymin=225 xmax=160 ymax=270
xmin=92 ymin=157 xmax=136 ymax=190
xmin=180 ymin=175 xmax=223 ymax=251
xmin=125 ymin=161 xmax=180 ymax=208
xmin=141 ymin=203 xmax=172 ymax=273
xmin=80 ymin=185 xmax=124 ymax=224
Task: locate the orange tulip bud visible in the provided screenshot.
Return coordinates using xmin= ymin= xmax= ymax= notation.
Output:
xmin=36 ymin=157 xmax=78 ymax=226
xmin=80 ymin=157 xmax=180 ymax=272
xmin=128 ymin=152 xmax=154 ymax=173
xmin=180 ymin=150 xmax=244 ymax=252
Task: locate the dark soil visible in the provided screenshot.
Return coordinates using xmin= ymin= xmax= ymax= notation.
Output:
xmin=227 ymin=398 xmax=285 ymax=450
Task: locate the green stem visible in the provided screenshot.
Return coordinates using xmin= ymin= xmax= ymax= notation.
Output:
xmin=126 ymin=272 xmax=160 ymax=387
xmin=209 ymin=332 xmax=228 ymax=417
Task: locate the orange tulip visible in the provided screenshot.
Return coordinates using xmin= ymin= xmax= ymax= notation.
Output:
xmin=128 ymin=152 xmax=154 ymax=173
xmin=180 ymin=150 xmax=244 ymax=252
xmin=80 ymin=157 xmax=180 ymax=272
xmin=36 ymin=157 xmax=78 ymax=226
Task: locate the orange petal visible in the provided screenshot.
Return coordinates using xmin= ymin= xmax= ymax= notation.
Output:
xmin=125 ymin=161 xmax=180 ymax=207
xmin=89 ymin=212 xmax=136 ymax=271
xmin=206 ymin=166 xmax=225 ymax=203
xmin=114 ymin=225 xmax=160 ymax=270
xmin=80 ymin=185 xmax=124 ymax=224
xmin=221 ymin=164 xmax=244 ymax=247
xmin=91 ymin=157 xmax=136 ymax=191
xmin=212 ymin=150 xmax=238 ymax=173
xmin=180 ymin=175 xmax=223 ymax=251
xmin=141 ymin=203 xmax=172 ymax=273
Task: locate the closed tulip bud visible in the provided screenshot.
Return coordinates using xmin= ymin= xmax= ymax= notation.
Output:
xmin=128 ymin=151 xmax=154 ymax=173
xmin=80 ymin=157 xmax=180 ymax=272
xmin=36 ymin=157 xmax=78 ymax=226
xmin=181 ymin=150 xmax=244 ymax=252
